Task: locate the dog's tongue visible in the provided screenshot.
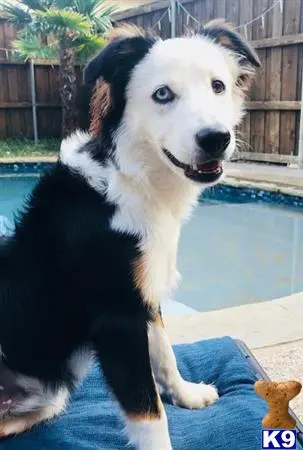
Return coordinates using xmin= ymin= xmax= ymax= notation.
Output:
xmin=197 ymin=161 xmax=221 ymax=172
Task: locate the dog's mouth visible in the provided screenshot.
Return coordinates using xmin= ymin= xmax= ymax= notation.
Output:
xmin=163 ymin=149 xmax=223 ymax=183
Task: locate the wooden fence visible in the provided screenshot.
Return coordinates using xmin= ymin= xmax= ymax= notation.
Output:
xmin=0 ymin=60 xmax=83 ymax=139
xmin=0 ymin=17 xmax=83 ymax=139
xmin=1 ymin=1 xmax=303 ymax=164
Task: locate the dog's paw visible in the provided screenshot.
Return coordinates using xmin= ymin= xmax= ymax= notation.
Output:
xmin=172 ymin=381 xmax=219 ymax=409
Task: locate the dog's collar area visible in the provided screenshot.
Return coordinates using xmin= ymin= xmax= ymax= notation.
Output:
xmin=163 ymin=148 xmax=223 ymax=183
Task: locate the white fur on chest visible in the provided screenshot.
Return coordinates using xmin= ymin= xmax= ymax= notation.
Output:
xmin=107 ymin=173 xmax=185 ymax=309
xmin=139 ymin=216 xmax=181 ymax=307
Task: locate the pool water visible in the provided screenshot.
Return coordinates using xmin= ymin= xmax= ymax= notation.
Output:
xmin=1 ymin=175 xmax=38 ymax=223
xmin=1 ymin=175 xmax=303 ymax=312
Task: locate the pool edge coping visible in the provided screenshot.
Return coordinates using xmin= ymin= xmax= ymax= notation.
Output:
xmin=0 ymin=156 xmax=57 ymax=164
xmin=164 ymin=291 xmax=303 ymax=350
xmin=1 ymin=158 xmax=303 ymax=198
xmin=223 ymin=177 xmax=303 ymax=199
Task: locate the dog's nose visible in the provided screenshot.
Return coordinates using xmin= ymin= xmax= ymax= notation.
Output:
xmin=195 ymin=128 xmax=231 ymax=156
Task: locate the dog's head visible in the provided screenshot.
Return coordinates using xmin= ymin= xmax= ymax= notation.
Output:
xmin=84 ymin=22 xmax=260 ymax=185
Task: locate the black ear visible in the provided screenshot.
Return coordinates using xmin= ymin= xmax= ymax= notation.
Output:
xmin=201 ymin=19 xmax=261 ymax=68
xmin=84 ymin=35 xmax=157 ymax=85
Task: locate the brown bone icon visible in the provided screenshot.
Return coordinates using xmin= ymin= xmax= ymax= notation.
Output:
xmin=255 ymin=380 xmax=302 ymax=429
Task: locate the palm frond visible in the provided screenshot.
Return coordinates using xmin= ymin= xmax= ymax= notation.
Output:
xmin=0 ymin=0 xmax=53 ymax=24
xmin=90 ymin=2 xmax=115 ymax=33
xmin=3 ymin=0 xmax=113 ymax=65
xmin=33 ymin=8 xmax=91 ymax=36
xmin=50 ymin=0 xmax=75 ymax=9
xmin=13 ymin=34 xmax=58 ymax=60
xmin=0 ymin=2 xmax=32 ymax=24
xmin=72 ymin=0 xmax=99 ymax=15
xmin=74 ymin=33 xmax=106 ymax=62
xmin=69 ymin=0 xmax=115 ymax=33
xmin=20 ymin=0 xmax=47 ymax=10
xmin=93 ymin=1 xmax=117 ymax=16
xmin=72 ymin=0 xmax=112 ymax=16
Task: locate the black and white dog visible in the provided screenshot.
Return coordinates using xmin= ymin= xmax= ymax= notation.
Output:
xmin=0 ymin=22 xmax=259 ymax=449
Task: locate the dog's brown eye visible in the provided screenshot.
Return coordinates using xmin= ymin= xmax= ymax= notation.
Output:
xmin=212 ymin=79 xmax=226 ymax=94
xmin=152 ymin=86 xmax=175 ymax=104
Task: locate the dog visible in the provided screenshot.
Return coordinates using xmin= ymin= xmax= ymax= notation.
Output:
xmin=0 ymin=22 xmax=259 ymax=449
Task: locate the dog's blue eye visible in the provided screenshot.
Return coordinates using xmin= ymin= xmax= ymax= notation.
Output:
xmin=212 ymin=79 xmax=226 ymax=94
xmin=152 ymin=86 xmax=175 ymax=104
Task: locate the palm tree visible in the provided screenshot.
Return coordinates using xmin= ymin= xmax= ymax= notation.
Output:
xmin=1 ymin=0 xmax=115 ymax=137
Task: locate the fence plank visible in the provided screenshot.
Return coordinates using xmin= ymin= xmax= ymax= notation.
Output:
xmin=280 ymin=0 xmax=301 ymax=155
xmin=0 ymin=61 xmax=8 ymax=137
xmin=296 ymin=0 xmax=303 ymax=157
xmin=0 ymin=109 xmax=5 ymax=138
xmin=251 ymin=32 xmax=303 ymax=48
xmin=213 ymin=0 xmax=226 ymax=18
xmin=205 ymin=0 xmax=216 ymax=22
xmin=247 ymin=101 xmax=300 ymax=110
xmin=3 ymin=21 xmax=17 ymax=62
xmin=8 ymin=65 xmax=22 ymax=136
xmin=235 ymin=152 xmax=298 ymax=164
xmin=264 ymin=0 xmax=283 ymax=155
xmin=113 ymin=0 xmax=171 ymax=20
xmin=226 ymin=0 xmax=240 ymax=26
xmin=250 ymin=0 xmax=268 ymax=155
xmin=192 ymin=1 xmax=202 ymax=30
xmin=238 ymin=0 xmax=253 ymax=152
xmin=0 ymin=19 xmax=6 ymax=59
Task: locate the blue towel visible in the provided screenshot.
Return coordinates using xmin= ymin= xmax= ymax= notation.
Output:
xmin=1 ymin=337 xmax=296 ymax=450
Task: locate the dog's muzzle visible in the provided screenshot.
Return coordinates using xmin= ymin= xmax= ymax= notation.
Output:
xmin=163 ymin=149 xmax=223 ymax=183
xmin=163 ymin=127 xmax=230 ymax=183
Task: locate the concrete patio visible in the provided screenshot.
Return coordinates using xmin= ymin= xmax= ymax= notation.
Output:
xmin=225 ymin=161 xmax=303 ymax=197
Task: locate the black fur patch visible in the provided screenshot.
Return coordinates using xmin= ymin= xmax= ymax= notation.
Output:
xmin=200 ymin=24 xmax=260 ymax=67
xmin=92 ymin=313 xmax=161 ymax=418
xmin=0 ymin=162 xmax=151 ymax=388
xmin=83 ymin=36 xmax=157 ymax=159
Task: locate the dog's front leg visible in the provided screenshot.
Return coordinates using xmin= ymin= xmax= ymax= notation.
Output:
xmin=149 ymin=314 xmax=219 ymax=409
xmin=92 ymin=313 xmax=172 ymax=450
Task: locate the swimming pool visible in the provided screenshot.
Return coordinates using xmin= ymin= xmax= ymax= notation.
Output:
xmin=1 ymin=172 xmax=303 ymax=312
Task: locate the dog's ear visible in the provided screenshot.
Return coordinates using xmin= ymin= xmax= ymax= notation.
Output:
xmin=201 ymin=19 xmax=260 ymax=93
xmin=84 ymin=25 xmax=158 ymax=85
xmin=202 ymin=19 xmax=261 ymax=68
